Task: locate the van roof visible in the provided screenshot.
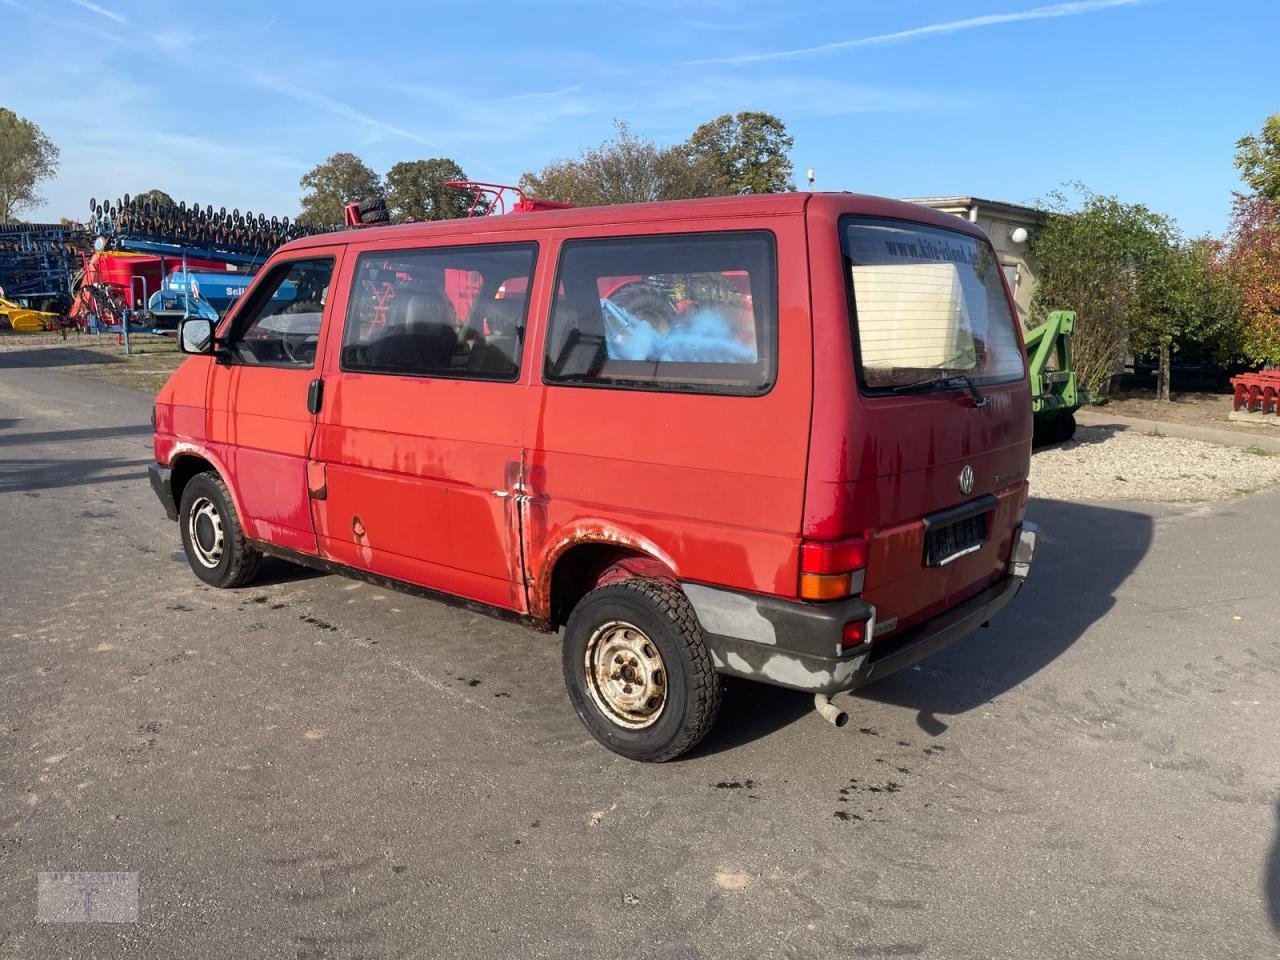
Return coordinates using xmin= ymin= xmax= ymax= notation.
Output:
xmin=279 ymin=191 xmax=987 ymax=253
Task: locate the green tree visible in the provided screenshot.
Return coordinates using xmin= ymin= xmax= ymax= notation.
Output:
xmin=520 ymin=121 xmax=720 ymax=207
xmin=0 ymin=108 xmax=59 ymax=222
xmin=1031 ymin=185 xmax=1201 ymax=399
xmin=684 ymin=111 xmax=795 ymax=194
xmin=298 ymin=152 xmax=383 ymax=226
xmin=1235 ymin=113 xmax=1280 ymax=200
xmin=135 ymin=189 xmax=174 ymax=209
xmin=1130 ymin=238 xmax=1242 ymax=400
xmin=385 ymin=158 xmax=475 ymax=220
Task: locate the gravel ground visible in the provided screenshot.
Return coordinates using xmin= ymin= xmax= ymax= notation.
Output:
xmin=1030 ymin=424 xmax=1280 ymax=502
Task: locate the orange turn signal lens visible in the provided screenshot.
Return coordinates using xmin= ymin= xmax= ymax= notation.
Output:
xmin=799 ymin=571 xmax=853 ymax=601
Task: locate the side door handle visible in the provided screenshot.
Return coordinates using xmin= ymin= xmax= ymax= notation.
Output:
xmin=307 ymin=378 xmax=324 ymax=415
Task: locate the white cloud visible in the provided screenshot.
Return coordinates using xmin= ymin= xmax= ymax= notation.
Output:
xmin=67 ymin=0 xmax=128 ymax=26
xmin=688 ymin=0 xmax=1149 ymax=66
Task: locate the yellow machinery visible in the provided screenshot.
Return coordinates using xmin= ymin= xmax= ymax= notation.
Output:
xmin=0 ymin=296 xmax=59 ymax=333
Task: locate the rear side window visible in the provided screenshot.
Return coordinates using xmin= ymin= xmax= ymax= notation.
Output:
xmin=544 ymin=231 xmax=777 ymax=395
xmin=341 ymin=242 xmax=537 ymax=381
xmin=228 ymin=257 xmax=335 ymax=367
xmin=842 ymin=217 xmax=1025 ymax=392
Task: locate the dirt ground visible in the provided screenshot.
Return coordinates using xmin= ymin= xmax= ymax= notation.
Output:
xmin=0 ymin=330 xmax=183 ymax=395
xmin=1099 ymin=389 xmax=1276 ymax=435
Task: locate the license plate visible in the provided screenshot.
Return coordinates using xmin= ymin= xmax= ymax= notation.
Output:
xmin=924 ymin=512 xmax=988 ymax=567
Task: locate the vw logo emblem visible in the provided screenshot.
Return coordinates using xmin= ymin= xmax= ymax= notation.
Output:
xmin=958 ymin=464 xmax=975 ymax=495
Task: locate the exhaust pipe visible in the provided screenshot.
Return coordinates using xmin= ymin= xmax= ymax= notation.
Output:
xmin=814 ymin=693 xmax=849 ymax=727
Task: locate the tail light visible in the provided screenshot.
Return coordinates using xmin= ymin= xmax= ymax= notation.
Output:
xmin=799 ymin=536 xmax=868 ymax=601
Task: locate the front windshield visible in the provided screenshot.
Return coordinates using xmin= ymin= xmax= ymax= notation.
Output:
xmin=842 ymin=217 xmax=1025 ymax=392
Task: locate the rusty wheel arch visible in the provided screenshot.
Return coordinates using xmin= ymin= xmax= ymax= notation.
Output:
xmin=169 ymin=452 xmax=218 ymax=508
xmin=540 ymin=538 xmax=678 ymax=629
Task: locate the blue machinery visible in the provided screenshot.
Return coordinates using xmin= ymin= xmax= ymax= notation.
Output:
xmin=86 ymin=194 xmax=335 ymax=352
xmin=0 ymin=222 xmax=85 ymax=310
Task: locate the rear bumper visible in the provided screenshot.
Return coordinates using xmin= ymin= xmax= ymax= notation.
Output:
xmin=148 ymin=462 xmax=178 ymax=521
xmin=686 ymin=522 xmax=1039 ymax=696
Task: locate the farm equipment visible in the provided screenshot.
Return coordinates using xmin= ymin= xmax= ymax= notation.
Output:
xmin=0 ymin=295 xmax=60 ymax=332
xmin=78 ymin=194 xmax=337 ymax=346
xmin=1230 ymin=370 xmax=1280 ymax=418
xmin=1025 ymin=309 xmax=1088 ymax=446
xmin=0 ymin=222 xmax=87 ymax=319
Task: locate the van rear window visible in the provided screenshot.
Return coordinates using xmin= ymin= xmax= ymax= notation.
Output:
xmin=841 ymin=217 xmax=1024 ymax=392
xmin=544 ymin=231 xmax=777 ymax=395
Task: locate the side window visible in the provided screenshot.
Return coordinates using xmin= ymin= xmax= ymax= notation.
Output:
xmin=543 ymin=231 xmax=777 ymax=395
xmin=228 ymin=258 xmax=335 ymax=367
xmin=341 ymin=242 xmax=537 ymax=381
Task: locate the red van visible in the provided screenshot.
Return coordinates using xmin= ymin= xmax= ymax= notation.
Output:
xmin=149 ymin=192 xmax=1038 ymax=761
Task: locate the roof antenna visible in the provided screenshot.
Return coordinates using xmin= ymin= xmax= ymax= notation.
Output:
xmin=807 ymin=167 xmax=816 ymax=190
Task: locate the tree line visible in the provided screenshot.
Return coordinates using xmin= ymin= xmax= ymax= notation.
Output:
xmin=1031 ymin=112 xmax=1280 ymax=399
xmin=290 ymin=111 xmax=794 ymax=224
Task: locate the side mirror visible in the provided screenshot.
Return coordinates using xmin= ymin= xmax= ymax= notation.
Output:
xmin=179 ymin=317 xmax=214 ymax=355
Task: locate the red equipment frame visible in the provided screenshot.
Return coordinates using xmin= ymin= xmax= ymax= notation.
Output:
xmin=444 ymin=180 xmax=573 ymax=218
xmin=1231 ymin=371 xmax=1280 ymax=416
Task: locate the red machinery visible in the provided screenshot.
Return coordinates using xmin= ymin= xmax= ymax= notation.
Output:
xmin=445 ymin=181 xmax=573 ymax=218
xmin=343 ymin=182 xmax=572 ymax=229
xmin=1231 ymin=371 xmax=1280 ymax=417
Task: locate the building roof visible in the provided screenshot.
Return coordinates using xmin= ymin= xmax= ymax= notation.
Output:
xmin=905 ymin=196 xmax=1046 ymax=222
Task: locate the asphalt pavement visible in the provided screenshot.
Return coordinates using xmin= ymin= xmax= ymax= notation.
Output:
xmin=1 ymin=362 xmax=1277 ymax=959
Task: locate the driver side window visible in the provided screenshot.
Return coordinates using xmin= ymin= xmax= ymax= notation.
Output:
xmin=229 ymin=257 xmax=335 ymax=367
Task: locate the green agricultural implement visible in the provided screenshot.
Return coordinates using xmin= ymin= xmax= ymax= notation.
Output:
xmin=1025 ymin=309 xmax=1088 ymax=446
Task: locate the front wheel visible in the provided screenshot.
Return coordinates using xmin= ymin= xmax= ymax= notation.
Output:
xmin=178 ymin=472 xmax=262 ymax=588
xmin=562 ymin=578 xmax=721 ymax=762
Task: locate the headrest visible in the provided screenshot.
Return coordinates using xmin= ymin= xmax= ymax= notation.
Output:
xmin=404 ymin=293 xmax=455 ymax=334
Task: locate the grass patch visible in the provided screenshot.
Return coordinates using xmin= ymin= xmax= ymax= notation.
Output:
xmin=1244 ymin=444 xmax=1276 ymax=457
xmin=1145 ymin=428 xmax=1166 ymax=438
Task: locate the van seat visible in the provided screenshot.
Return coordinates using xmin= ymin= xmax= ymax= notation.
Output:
xmin=366 ymin=293 xmax=457 ymax=373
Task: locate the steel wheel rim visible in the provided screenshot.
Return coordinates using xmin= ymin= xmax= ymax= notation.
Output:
xmin=187 ymin=496 xmax=224 ymax=568
xmin=584 ymin=620 xmax=667 ymax=729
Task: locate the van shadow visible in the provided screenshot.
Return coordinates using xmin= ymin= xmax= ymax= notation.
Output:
xmin=253 ymin=557 xmax=329 ymax=587
xmin=855 ymin=498 xmax=1153 ymax=735
xmin=692 ymin=498 xmax=1153 ymax=755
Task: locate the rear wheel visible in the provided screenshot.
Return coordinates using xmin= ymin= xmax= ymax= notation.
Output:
xmin=178 ymin=472 xmax=261 ymax=588
xmin=562 ymin=578 xmax=721 ymax=762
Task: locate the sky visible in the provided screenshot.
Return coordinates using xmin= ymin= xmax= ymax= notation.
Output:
xmin=2 ymin=0 xmax=1276 ymax=237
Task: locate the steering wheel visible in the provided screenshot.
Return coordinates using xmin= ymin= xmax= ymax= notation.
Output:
xmin=279 ymin=330 xmax=315 ymax=364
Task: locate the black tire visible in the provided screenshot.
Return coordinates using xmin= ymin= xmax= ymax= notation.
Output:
xmin=178 ymin=472 xmax=262 ymax=588
xmin=1057 ymin=412 xmax=1078 ymax=443
xmin=1033 ymin=413 xmax=1074 ymax=448
xmin=562 ymin=578 xmax=721 ymax=762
